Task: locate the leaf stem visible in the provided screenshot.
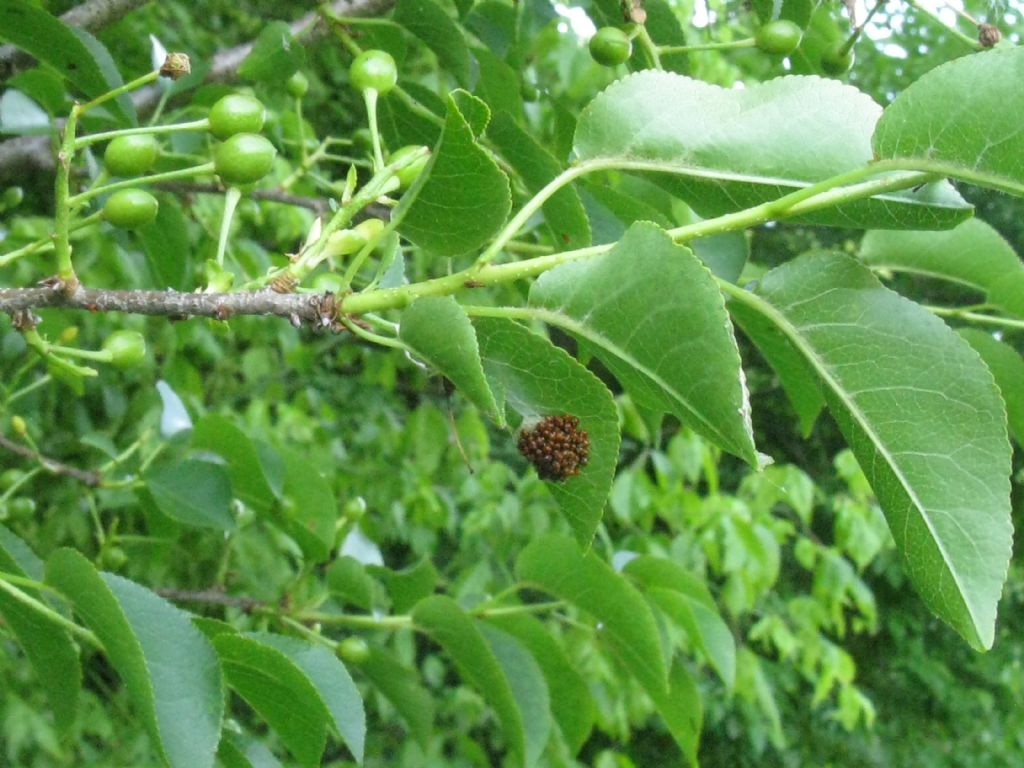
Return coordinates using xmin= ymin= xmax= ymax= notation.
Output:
xmin=658 ymin=38 xmax=756 ymax=54
xmin=78 ymin=69 xmax=160 ymax=115
xmin=0 ymin=573 xmax=101 ymax=647
xmin=74 ymin=118 xmax=210 ymax=150
xmin=925 ymin=306 xmax=1024 ymax=333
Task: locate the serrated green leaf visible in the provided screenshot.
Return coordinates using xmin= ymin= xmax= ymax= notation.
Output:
xmin=860 ymin=219 xmax=1024 ymax=318
xmin=958 ymin=329 xmax=1024 ymax=448
xmin=400 ymin=297 xmax=503 ymax=424
xmin=276 ymin=447 xmax=337 ymax=563
xmin=145 ymin=459 xmax=234 ymax=530
xmin=475 ymin=318 xmax=619 ymax=546
xmin=46 ymin=549 xmax=223 ymax=768
xmin=735 ymin=252 xmax=1012 ymax=649
xmin=248 ymin=633 xmax=366 ymax=764
xmin=625 ymin=556 xmax=735 ymax=691
xmin=192 ymin=415 xmax=278 ymax=514
xmin=488 ymin=111 xmax=591 ymax=251
xmin=486 ymin=613 xmax=595 ymax=755
xmin=472 ymin=48 xmax=523 ymax=117
xmin=238 ymin=21 xmax=305 ymax=82
xmin=394 ymin=0 xmax=471 ymax=86
xmin=413 ymin=595 xmax=529 ymax=766
xmin=873 ymin=47 xmax=1024 ymax=197
xmin=213 ymin=634 xmax=328 ymax=767
xmin=360 ymin=645 xmax=434 ymax=747
xmin=0 ymin=2 xmax=133 ymax=124
xmin=529 ymin=222 xmax=757 ymax=466
xmin=480 ymin=624 xmax=551 ymax=767
xmin=0 ymin=526 xmax=80 ymax=734
xmin=368 ymin=558 xmax=438 ymax=613
xmin=396 ymin=91 xmax=511 ymax=256
xmin=574 ymin=71 xmax=970 ymax=229
xmin=515 ymin=534 xmax=667 ymax=694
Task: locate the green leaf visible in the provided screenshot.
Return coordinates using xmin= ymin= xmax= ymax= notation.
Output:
xmin=360 ymin=645 xmax=434 ymax=747
xmin=873 ymin=47 xmax=1024 ymax=197
xmin=480 ymin=624 xmax=551 ymax=766
xmin=413 ymin=595 xmax=530 ymax=766
xmin=0 ymin=526 xmax=80 ymax=734
xmin=653 ymin=660 xmax=703 ymax=766
xmin=574 ymin=71 xmax=970 ymax=229
xmin=958 ymin=329 xmax=1024 ymax=448
xmin=213 ymin=634 xmax=328 ymax=767
xmin=46 ymin=549 xmax=223 ymax=768
xmin=475 ymin=318 xmax=619 ymax=546
xmin=393 ymin=0 xmax=471 ymax=86
xmin=0 ymin=2 xmax=133 ymax=124
xmin=145 ymin=459 xmax=235 ymax=530
xmin=735 ymin=252 xmax=1012 ymax=649
xmin=471 ymin=47 xmax=523 ymax=118
xmin=247 ymin=633 xmax=366 ymax=764
xmin=486 ymin=613 xmax=595 ymax=755
xmin=692 ymin=230 xmax=749 ymax=284
xmin=859 ymin=219 xmax=1024 ymax=318
xmin=488 ymin=111 xmax=591 ymax=251
xmin=399 ymin=297 xmax=503 ymax=424
xmin=515 ymin=534 xmax=667 ymax=695
xmin=276 ymin=447 xmax=338 ymax=563
xmin=238 ymin=21 xmax=305 ymax=82
xmin=139 ymin=196 xmax=192 ymax=291
xmin=529 ymin=222 xmax=758 ymax=466
xmin=192 ymin=415 xmax=278 ymax=513
xmin=217 ymin=733 xmax=284 ymax=768
xmin=327 ymin=556 xmax=376 ymax=610
xmin=625 ymin=556 xmax=735 ymax=691
xmin=396 ymin=91 xmax=511 ymax=256
xmin=368 ymin=558 xmax=439 ymax=613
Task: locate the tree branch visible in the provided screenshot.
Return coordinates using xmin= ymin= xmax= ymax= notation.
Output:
xmin=0 ymin=432 xmax=102 ymax=487
xmin=155 ymin=588 xmax=266 ymax=613
xmin=0 ymin=0 xmax=396 ymax=181
xmin=154 ymin=182 xmax=331 ymax=214
xmin=0 ymin=286 xmax=349 ymax=330
xmin=0 ymin=0 xmax=153 ymax=81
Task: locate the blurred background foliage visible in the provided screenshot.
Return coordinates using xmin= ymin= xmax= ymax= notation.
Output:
xmin=1 ymin=0 xmax=1023 ymax=765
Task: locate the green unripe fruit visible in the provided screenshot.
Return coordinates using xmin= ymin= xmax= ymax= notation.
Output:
xmin=324 ymin=228 xmax=367 ymax=259
xmin=9 ymin=497 xmax=36 ymax=518
xmin=354 ymin=217 xmax=385 ymax=243
xmin=350 ymin=49 xmax=398 ymax=95
xmin=2 ymin=186 xmax=24 ymax=208
xmin=103 ymin=189 xmax=159 ymax=229
xmin=589 ymin=27 xmax=632 ymax=67
xmin=104 ymin=134 xmax=160 ymax=176
xmin=286 ymin=71 xmax=310 ymax=98
xmin=103 ymin=330 xmax=146 ymax=368
xmin=820 ymin=39 xmax=855 ymax=75
xmin=337 ymin=636 xmax=370 ymax=664
xmin=0 ymin=468 xmax=26 ymax=492
xmin=214 ymin=133 xmax=277 ymax=185
xmin=755 ymin=20 xmax=803 ymax=56
xmin=352 ymin=128 xmax=373 ymax=154
xmin=102 ymin=546 xmax=128 ymax=569
xmin=389 ymin=145 xmax=430 ymax=189
xmin=208 ymin=94 xmax=267 ymax=140
xmin=311 ymin=272 xmax=348 ymax=293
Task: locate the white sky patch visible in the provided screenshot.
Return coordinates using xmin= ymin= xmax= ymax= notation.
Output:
xmin=553 ymin=3 xmax=596 ymax=38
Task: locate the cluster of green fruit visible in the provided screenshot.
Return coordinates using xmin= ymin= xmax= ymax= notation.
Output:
xmin=101 ymin=92 xmax=277 ymax=230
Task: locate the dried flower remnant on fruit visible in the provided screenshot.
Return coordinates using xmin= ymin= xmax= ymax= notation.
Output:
xmin=978 ymin=24 xmax=1001 ymax=47
xmin=517 ymin=414 xmax=590 ymax=482
xmin=160 ymin=53 xmax=191 ymax=80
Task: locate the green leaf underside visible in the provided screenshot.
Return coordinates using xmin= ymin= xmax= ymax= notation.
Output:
xmin=0 ymin=526 xmax=80 ymax=733
xmin=487 ymin=111 xmax=591 ymax=251
xmin=396 ymin=91 xmax=511 ymax=256
xmin=412 ymin=596 xmax=528 ymax=766
xmin=745 ymin=253 xmax=1012 ymax=649
xmin=574 ymin=71 xmax=969 ymax=230
xmin=873 ymin=47 xmax=1024 ymax=198
xmin=246 ymin=633 xmax=366 ymax=764
xmin=475 ymin=318 xmax=619 ymax=546
xmin=277 ymin=447 xmax=337 ymax=563
xmin=46 ymin=549 xmax=223 ymax=768
xmin=480 ymin=624 xmax=552 ymax=767
xmin=0 ymin=2 xmax=133 ymax=124
xmin=958 ymin=329 xmax=1024 ymax=449
xmin=139 ymin=197 xmax=192 ymax=291
xmin=393 ymin=0 xmax=471 ymax=86
xmin=360 ymin=646 xmax=434 ymax=747
xmin=145 ymin=459 xmax=235 ymax=530
xmin=860 ymin=219 xmax=1024 ymax=318
xmin=399 ymin=296 xmax=503 ymax=424
xmin=529 ymin=222 xmax=757 ymax=466
xmin=214 ymin=635 xmax=328 ymax=767
xmin=485 ymin=613 xmax=595 ymax=755
xmin=625 ymin=556 xmax=736 ymax=691
xmin=238 ymin=21 xmax=304 ymax=82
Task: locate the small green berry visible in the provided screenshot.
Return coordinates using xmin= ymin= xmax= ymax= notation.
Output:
xmin=820 ymin=39 xmax=855 ymax=75
xmin=2 ymin=186 xmax=24 ymax=209
xmin=102 ymin=330 xmax=146 ymax=368
xmin=755 ymin=20 xmax=803 ymax=56
xmin=104 ymin=135 xmax=160 ymax=176
xmin=350 ymin=50 xmax=398 ymax=95
xmin=208 ymin=94 xmax=266 ymax=140
xmin=337 ymin=636 xmax=370 ymax=664
xmin=214 ymin=133 xmax=277 ymax=185
xmin=103 ymin=189 xmax=159 ymax=230
xmin=286 ymin=71 xmax=310 ymax=98
xmin=0 ymin=468 xmax=26 ymax=491
xmin=589 ymin=27 xmax=632 ymax=67
xmin=311 ymin=272 xmax=348 ymax=293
